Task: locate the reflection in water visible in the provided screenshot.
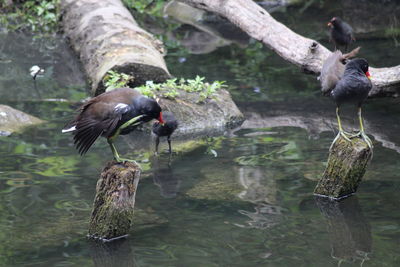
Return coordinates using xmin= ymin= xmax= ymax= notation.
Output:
xmin=236 ymin=203 xmax=283 ymax=230
xmin=315 ymin=196 xmax=372 ymax=266
xmin=151 ymin=156 xmax=180 ymax=198
xmin=90 ymin=238 xmax=136 ymax=267
xmin=237 ymin=166 xmax=278 ymax=204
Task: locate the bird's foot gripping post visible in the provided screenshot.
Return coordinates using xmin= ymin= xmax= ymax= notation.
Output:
xmin=88 ymin=161 xmax=141 ymax=241
xmin=315 ymin=136 xmax=373 ymax=199
xmin=108 ymin=115 xmax=144 ymax=164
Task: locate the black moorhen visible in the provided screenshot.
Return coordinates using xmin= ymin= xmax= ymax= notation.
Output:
xmin=330 ymin=58 xmax=372 ymax=149
xmin=152 ymin=111 xmax=178 ymax=155
xmin=327 ymin=17 xmax=355 ymax=52
xmin=62 ymin=87 xmax=165 ymax=163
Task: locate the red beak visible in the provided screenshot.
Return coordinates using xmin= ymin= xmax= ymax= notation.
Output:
xmin=365 ymin=71 xmax=371 ymax=79
xmin=158 ymin=112 xmax=165 ymax=125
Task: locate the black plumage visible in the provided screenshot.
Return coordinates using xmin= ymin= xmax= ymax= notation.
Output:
xmin=328 ymin=58 xmax=373 ymax=149
xmin=152 ymin=111 xmax=178 ymax=154
xmin=319 ymin=47 xmax=360 ymax=95
xmin=62 ymin=87 xmax=164 ymax=162
xmin=331 ymin=58 xmax=372 ymax=107
xmin=328 ymin=17 xmax=355 ymax=51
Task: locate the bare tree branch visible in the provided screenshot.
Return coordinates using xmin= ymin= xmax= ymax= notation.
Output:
xmin=181 ymin=0 xmax=400 ymax=97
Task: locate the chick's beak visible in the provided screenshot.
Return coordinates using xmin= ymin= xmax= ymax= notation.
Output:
xmin=158 ymin=112 xmax=165 ymax=125
xmin=365 ymin=71 xmax=372 ymax=79
xmin=327 ymin=22 xmax=332 ymax=27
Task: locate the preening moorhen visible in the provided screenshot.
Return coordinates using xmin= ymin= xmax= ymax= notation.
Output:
xmin=320 ymin=47 xmax=360 ymax=95
xmin=62 ymin=87 xmax=164 ymax=163
xmin=330 ymin=58 xmax=373 ymax=149
xmin=327 ymin=17 xmax=355 ymax=52
xmin=152 ymin=111 xmax=178 ymax=154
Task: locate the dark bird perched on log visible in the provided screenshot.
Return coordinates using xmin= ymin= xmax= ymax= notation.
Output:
xmin=327 ymin=17 xmax=355 ymax=52
xmin=152 ymin=111 xmax=178 ymax=155
xmin=62 ymin=88 xmax=165 ymax=163
xmin=319 ymin=47 xmax=360 ymax=95
xmin=329 ymin=58 xmax=373 ymax=150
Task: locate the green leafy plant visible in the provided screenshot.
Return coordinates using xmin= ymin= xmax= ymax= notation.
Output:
xmin=0 ymin=0 xmax=60 ymax=33
xmin=135 ymin=75 xmax=227 ymax=102
xmin=103 ymin=70 xmax=134 ymax=92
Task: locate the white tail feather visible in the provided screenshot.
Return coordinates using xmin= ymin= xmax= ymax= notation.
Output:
xmin=62 ymin=125 xmax=76 ymax=133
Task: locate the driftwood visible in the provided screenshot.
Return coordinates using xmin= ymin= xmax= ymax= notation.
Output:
xmin=315 ymin=196 xmax=372 ymax=264
xmin=181 ymin=0 xmax=400 ymax=97
xmin=60 ymin=0 xmax=171 ymax=96
xmin=88 ymin=161 xmax=140 ymax=241
xmin=314 ymin=136 xmax=373 ymax=199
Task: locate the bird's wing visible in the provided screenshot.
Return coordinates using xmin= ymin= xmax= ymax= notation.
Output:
xmin=73 ymin=102 xmax=132 ymax=155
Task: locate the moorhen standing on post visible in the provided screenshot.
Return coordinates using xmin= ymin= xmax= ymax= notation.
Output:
xmin=327 ymin=17 xmax=355 ymax=52
xmin=62 ymin=87 xmax=165 ymax=163
xmin=330 ymin=58 xmax=373 ymax=150
xmin=152 ymin=111 xmax=178 ymax=155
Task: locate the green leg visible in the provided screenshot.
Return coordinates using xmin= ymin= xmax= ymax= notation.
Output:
xmin=358 ymin=107 xmax=373 ymax=149
xmin=154 ymin=136 xmax=160 ymax=156
xmin=330 ymin=107 xmax=351 ymax=151
xmin=107 ymin=115 xmax=145 ymax=163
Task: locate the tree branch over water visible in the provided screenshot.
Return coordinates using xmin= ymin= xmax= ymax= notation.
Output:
xmin=180 ymin=0 xmax=400 ymax=97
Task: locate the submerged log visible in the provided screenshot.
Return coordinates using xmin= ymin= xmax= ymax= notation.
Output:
xmin=60 ymin=0 xmax=171 ymax=96
xmin=182 ymin=0 xmax=400 ymax=97
xmin=314 ymin=136 xmax=373 ymax=199
xmin=88 ymin=161 xmax=140 ymax=241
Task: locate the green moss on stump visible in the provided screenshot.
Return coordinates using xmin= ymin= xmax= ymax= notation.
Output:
xmin=88 ymin=161 xmax=141 ymax=240
xmin=314 ymin=136 xmax=373 ymax=199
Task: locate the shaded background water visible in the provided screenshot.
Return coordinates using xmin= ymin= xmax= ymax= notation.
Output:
xmin=0 ymin=1 xmax=400 ymax=266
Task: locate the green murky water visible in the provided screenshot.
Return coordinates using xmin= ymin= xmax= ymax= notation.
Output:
xmin=0 ymin=1 xmax=400 ymax=266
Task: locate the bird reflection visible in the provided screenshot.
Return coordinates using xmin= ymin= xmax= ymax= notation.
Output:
xmin=315 ymin=196 xmax=372 ymax=266
xmin=151 ymin=156 xmax=180 ymax=198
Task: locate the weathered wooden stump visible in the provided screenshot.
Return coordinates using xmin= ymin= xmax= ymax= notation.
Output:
xmin=315 ymin=196 xmax=372 ymax=263
xmin=314 ymin=136 xmax=373 ymax=199
xmin=88 ymin=161 xmax=140 ymax=241
xmin=60 ymin=0 xmax=171 ymax=95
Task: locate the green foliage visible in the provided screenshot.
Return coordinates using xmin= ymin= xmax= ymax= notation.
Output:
xmin=122 ymin=0 xmax=165 ymax=15
xmin=103 ymin=70 xmax=226 ymax=102
xmin=103 ymin=70 xmax=134 ymax=92
xmin=135 ymin=76 xmax=227 ymax=102
xmin=0 ymin=0 xmax=60 ymax=33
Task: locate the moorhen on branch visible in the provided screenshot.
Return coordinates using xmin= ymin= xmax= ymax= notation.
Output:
xmin=327 ymin=17 xmax=355 ymax=52
xmin=62 ymin=87 xmax=165 ymax=163
xmin=329 ymin=58 xmax=373 ymax=149
xmin=152 ymin=111 xmax=178 ymax=155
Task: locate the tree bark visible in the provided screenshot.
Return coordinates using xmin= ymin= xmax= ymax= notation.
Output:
xmin=60 ymin=0 xmax=171 ymax=96
xmin=88 ymin=161 xmax=140 ymax=241
xmin=181 ymin=0 xmax=400 ymax=97
xmin=314 ymin=136 xmax=373 ymax=199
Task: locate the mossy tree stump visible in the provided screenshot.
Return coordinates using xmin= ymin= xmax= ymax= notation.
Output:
xmin=89 ymin=161 xmax=140 ymax=241
xmin=314 ymin=136 xmax=373 ymax=199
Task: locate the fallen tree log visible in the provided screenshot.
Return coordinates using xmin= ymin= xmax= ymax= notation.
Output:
xmin=60 ymin=0 xmax=171 ymax=96
xmin=181 ymin=0 xmax=400 ymax=97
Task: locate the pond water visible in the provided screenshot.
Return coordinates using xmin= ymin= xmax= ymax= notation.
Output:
xmin=0 ymin=1 xmax=400 ymax=266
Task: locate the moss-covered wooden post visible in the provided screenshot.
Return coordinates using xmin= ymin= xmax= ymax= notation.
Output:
xmin=314 ymin=136 xmax=373 ymax=199
xmin=88 ymin=161 xmax=140 ymax=241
